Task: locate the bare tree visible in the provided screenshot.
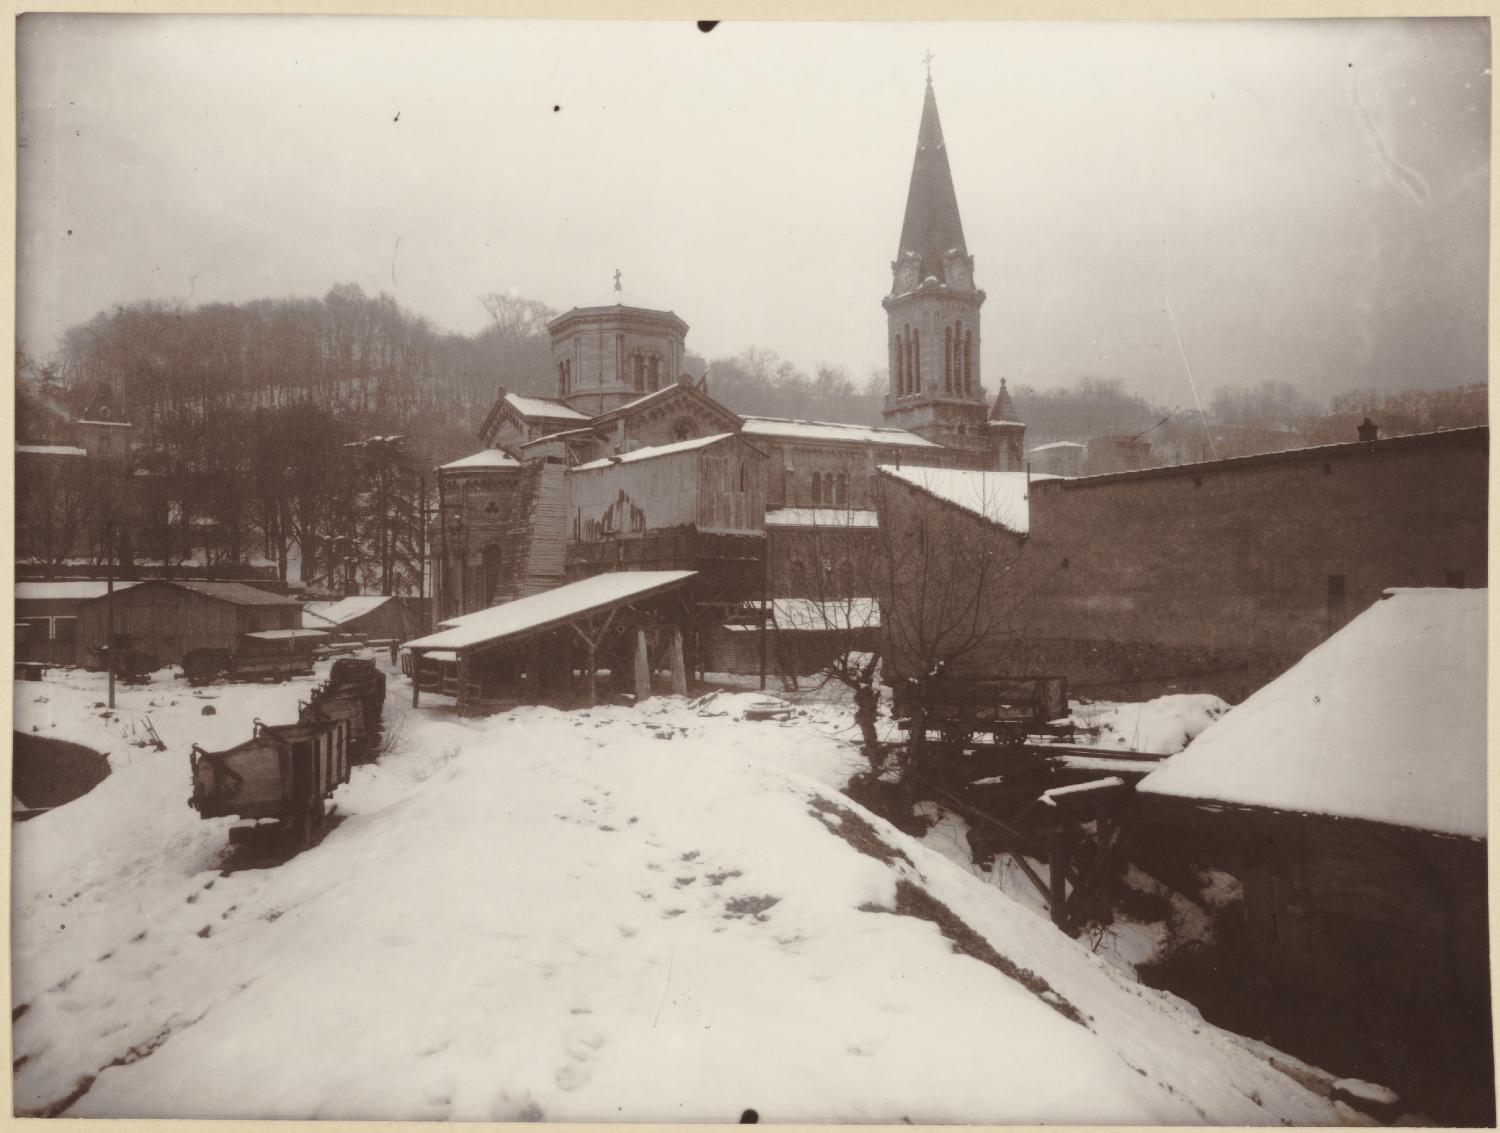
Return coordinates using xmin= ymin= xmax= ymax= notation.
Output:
xmin=870 ymin=468 xmax=1036 ymax=773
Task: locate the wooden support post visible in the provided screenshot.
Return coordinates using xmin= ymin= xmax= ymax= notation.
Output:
xmin=412 ymin=656 xmax=421 ymax=707
xmin=586 ymin=644 xmax=597 ymax=706
xmin=669 ymin=625 xmax=687 ymax=696
xmin=1047 ymin=830 xmax=1071 ymax=933
xmin=634 ymin=629 xmax=652 ymax=703
xmin=456 ymin=652 xmax=468 ymax=713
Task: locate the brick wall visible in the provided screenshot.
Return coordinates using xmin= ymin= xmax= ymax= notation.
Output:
xmin=1016 ymin=428 xmax=1488 ymax=699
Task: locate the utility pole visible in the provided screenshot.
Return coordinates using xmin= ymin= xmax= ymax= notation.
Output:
xmin=105 ymin=517 xmax=116 ymax=710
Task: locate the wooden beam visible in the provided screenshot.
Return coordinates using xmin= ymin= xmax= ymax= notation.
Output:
xmin=669 ymin=625 xmax=687 ymax=696
xmin=634 ymin=629 xmax=651 ymax=703
xmin=1047 ymin=830 xmax=1072 ymax=935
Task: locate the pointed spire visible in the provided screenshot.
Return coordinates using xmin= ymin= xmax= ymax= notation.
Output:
xmin=990 ymin=377 xmax=1021 ymax=423
xmin=895 ymin=76 xmax=968 ymax=287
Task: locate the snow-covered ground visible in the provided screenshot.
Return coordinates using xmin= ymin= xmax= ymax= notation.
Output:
xmin=13 ymin=663 xmax=1362 ymax=1123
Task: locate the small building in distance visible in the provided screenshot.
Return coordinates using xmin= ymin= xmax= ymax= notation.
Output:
xmin=1134 ymin=587 xmax=1490 ymax=1123
xmin=1024 ymin=441 xmax=1087 ymax=478
xmin=302 ymin=594 xmax=430 ymax=642
xmin=74 ymin=580 xmax=302 ymax=670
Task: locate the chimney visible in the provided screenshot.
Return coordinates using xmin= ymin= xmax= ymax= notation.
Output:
xmin=1357 ymin=417 xmax=1379 ymax=442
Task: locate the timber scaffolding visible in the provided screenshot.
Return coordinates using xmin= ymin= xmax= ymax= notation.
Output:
xmin=894 ymin=739 xmax=1162 ymax=936
xmin=401 ymin=570 xmax=773 ymax=712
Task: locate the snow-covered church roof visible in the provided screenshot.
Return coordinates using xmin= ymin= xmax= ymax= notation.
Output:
xmin=1140 ymin=588 xmax=1487 ymax=839
xmin=877 ymin=466 xmax=1056 ymax=535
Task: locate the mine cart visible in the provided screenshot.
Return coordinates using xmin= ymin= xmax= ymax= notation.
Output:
xmin=894 ymin=674 xmax=1072 ymax=745
xmin=189 ymin=716 xmax=350 ymax=848
xmin=326 ymin=657 xmax=387 ymax=727
xmin=300 ymin=689 xmax=374 ymax=762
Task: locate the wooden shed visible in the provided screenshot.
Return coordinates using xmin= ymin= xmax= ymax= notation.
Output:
xmin=302 ymin=595 xmax=430 ymax=642
xmin=1133 ymin=588 xmax=1490 ymax=1122
xmin=16 ymin=580 xmax=141 ymax=666
xmin=74 ymin=579 xmax=301 ymax=670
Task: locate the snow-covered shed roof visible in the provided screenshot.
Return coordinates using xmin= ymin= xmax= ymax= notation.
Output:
xmin=244 ymin=628 xmax=329 ymax=641
xmin=1027 ymin=441 xmax=1087 ymax=453
xmin=504 ymin=392 xmax=589 ymax=422
xmin=17 ymin=444 xmax=88 ymax=458
xmin=303 ymin=595 xmax=393 ymax=627
xmin=572 ymin=433 xmax=734 ymax=472
xmin=406 ymin=571 xmax=697 ymax=653
xmin=741 ymin=417 xmax=939 ymax=449
xmin=440 ymin=449 xmax=521 ymax=471
xmin=763 ymin=508 xmax=880 ymax=529
xmin=772 ymin=597 xmax=880 ymax=631
xmin=1140 ymin=588 xmax=1488 ymax=839
xmin=17 ymin=580 xmax=142 ymax=602
xmin=82 ymin=580 xmax=296 ymax=608
xmin=878 ymin=466 xmax=1055 ymax=535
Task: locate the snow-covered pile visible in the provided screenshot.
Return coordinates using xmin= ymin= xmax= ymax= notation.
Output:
xmin=1072 ymin=693 xmax=1230 ymax=754
xmin=1142 ymin=588 xmax=1487 ymax=837
xmin=14 ymin=665 xmax=1350 ymax=1122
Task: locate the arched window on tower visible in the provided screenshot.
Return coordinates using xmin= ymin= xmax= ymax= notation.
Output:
xmin=631 ymin=352 xmax=645 ymax=391
xmin=901 ymin=328 xmax=911 ymax=395
xmin=647 ymin=355 xmax=660 ymax=390
xmin=559 ymin=361 xmax=568 ymax=394
xmin=834 ymin=473 xmax=848 ymax=506
xmin=944 ymin=327 xmax=953 ymax=393
xmin=811 ymin=473 xmax=823 ymax=505
xmin=913 ymin=329 xmax=922 ymax=389
xmin=964 ymin=331 xmax=973 ymax=392
xmin=954 ymin=320 xmax=963 ymax=391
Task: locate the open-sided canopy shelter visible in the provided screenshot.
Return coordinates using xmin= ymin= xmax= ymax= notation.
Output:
xmin=403 ymin=570 xmax=697 ymax=709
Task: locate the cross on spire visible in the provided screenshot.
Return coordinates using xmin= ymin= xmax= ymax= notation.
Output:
xmin=613 ymin=268 xmax=622 ymax=293
xmin=923 ymin=49 xmax=934 ymax=83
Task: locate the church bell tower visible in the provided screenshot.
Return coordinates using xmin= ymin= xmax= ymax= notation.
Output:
xmin=882 ymin=70 xmax=996 ymax=462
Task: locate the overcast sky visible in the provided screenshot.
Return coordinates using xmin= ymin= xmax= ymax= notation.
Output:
xmin=17 ymin=16 xmax=1490 ymax=407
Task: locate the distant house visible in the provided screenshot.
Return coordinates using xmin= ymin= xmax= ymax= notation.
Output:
xmin=1133 ymin=588 xmax=1489 ymax=1118
xmin=74 ymin=580 xmax=301 ymax=669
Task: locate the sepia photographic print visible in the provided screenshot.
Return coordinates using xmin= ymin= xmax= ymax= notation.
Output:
xmin=10 ymin=12 xmax=1492 ymax=1125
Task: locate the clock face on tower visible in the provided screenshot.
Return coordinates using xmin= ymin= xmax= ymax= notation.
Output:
xmin=897 ymin=262 xmax=919 ymax=292
xmin=948 ymin=261 xmax=970 ymax=289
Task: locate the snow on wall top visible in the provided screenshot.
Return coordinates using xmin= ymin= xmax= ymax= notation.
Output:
xmin=505 ymin=393 xmax=589 ymax=421
xmin=406 ymin=570 xmax=697 ymax=652
xmin=17 ymin=444 xmax=88 ymax=458
xmin=741 ymin=416 xmax=939 ymax=449
xmin=17 ymin=580 xmax=142 ymax=602
xmin=878 ymin=466 xmax=1055 ymax=534
xmin=1027 ymin=441 xmax=1087 ymax=453
xmin=763 ymin=508 xmax=879 ymax=529
xmin=1140 ymin=588 xmax=1488 ymax=839
xmin=440 ymin=449 xmax=521 ymax=471
xmin=572 ymin=433 xmax=734 ymax=472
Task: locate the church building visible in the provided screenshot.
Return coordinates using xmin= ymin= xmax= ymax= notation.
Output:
xmin=433 ymin=76 xmax=1024 ymax=628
